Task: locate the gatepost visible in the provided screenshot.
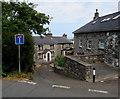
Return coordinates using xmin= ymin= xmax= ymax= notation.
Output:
xmin=93 ymin=67 xmax=95 ymax=83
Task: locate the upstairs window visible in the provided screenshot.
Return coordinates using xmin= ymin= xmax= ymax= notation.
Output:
xmin=38 ymin=45 xmax=43 ymax=51
xmin=112 ymin=14 xmax=120 ymax=20
xmin=99 ymin=39 xmax=105 ymax=49
xmin=101 ymin=17 xmax=111 ymax=22
xmin=79 ymin=39 xmax=82 ymax=48
xmin=87 ymin=40 xmax=92 ymax=49
xmin=50 ymin=45 xmax=54 ymax=50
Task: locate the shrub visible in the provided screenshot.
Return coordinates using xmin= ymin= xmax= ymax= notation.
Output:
xmin=54 ymin=55 xmax=65 ymax=67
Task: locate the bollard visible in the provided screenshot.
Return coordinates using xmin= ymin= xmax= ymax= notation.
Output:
xmin=93 ymin=67 xmax=95 ymax=83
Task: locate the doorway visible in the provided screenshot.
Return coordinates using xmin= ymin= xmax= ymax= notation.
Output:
xmin=46 ymin=51 xmax=51 ymax=62
xmin=47 ymin=53 xmax=50 ymax=62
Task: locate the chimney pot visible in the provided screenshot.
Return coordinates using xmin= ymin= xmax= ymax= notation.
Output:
xmin=63 ymin=33 xmax=67 ymax=38
xmin=93 ymin=9 xmax=99 ymax=19
xmin=46 ymin=30 xmax=52 ymax=37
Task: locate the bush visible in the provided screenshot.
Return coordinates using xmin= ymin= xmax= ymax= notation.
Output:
xmin=2 ymin=32 xmax=34 ymax=74
xmin=54 ymin=56 xmax=65 ymax=67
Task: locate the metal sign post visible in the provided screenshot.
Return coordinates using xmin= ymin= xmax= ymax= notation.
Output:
xmin=18 ymin=45 xmax=21 ymax=73
xmin=15 ymin=34 xmax=24 ymax=73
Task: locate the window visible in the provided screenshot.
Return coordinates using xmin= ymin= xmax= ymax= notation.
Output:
xmin=92 ymin=20 xmax=97 ymax=24
xmin=87 ymin=40 xmax=92 ymax=49
xmin=101 ymin=17 xmax=111 ymax=22
xmin=51 ymin=51 xmax=54 ymax=57
xmin=112 ymin=14 xmax=120 ymax=20
xmin=44 ymin=54 xmax=46 ymax=59
xmin=79 ymin=39 xmax=82 ymax=48
xmin=50 ymin=45 xmax=54 ymax=50
xmin=38 ymin=53 xmax=43 ymax=59
xmin=62 ymin=44 xmax=64 ymax=49
xmin=99 ymin=39 xmax=105 ymax=49
xmin=38 ymin=45 xmax=43 ymax=51
xmin=106 ymin=32 xmax=109 ymax=36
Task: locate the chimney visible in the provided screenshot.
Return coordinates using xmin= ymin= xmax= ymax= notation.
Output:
xmin=63 ymin=33 xmax=67 ymax=38
xmin=46 ymin=30 xmax=52 ymax=37
xmin=93 ymin=9 xmax=99 ymax=20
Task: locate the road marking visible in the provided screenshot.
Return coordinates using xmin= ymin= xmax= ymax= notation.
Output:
xmin=52 ymin=85 xmax=70 ymax=89
xmin=49 ymin=69 xmax=54 ymax=72
xmin=18 ymin=80 xmax=37 ymax=85
xmin=114 ymin=76 xmax=118 ymax=79
xmin=88 ymin=89 xmax=108 ymax=94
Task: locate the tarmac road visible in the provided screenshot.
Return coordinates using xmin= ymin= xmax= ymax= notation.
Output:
xmin=2 ymin=64 xmax=119 ymax=97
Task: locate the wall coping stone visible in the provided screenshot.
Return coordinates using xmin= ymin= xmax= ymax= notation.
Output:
xmin=76 ymin=54 xmax=104 ymax=57
xmin=66 ymin=56 xmax=92 ymax=67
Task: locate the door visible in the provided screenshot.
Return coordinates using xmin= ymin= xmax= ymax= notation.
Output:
xmin=47 ymin=53 xmax=50 ymax=62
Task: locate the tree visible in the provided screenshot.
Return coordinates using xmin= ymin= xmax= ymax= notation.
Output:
xmin=2 ymin=2 xmax=51 ymax=74
xmin=2 ymin=2 xmax=50 ymax=35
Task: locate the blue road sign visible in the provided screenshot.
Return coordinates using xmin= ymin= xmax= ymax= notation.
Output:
xmin=15 ymin=34 xmax=24 ymax=44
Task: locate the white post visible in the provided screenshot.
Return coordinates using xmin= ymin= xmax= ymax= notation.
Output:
xmin=18 ymin=44 xmax=21 ymax=73
xmin=93 ymin=67 xmax=95 ymax=83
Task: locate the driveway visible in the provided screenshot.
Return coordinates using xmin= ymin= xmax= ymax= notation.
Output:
xmin=91 ymin=63 xmax=118 ymax=82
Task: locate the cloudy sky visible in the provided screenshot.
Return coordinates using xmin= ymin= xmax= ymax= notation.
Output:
xmin=28 ymin=0 xmax=119 ymax=38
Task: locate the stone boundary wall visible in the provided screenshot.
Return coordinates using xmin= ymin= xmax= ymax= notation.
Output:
xmin=54 ymin=56 xmax=92 ymax=81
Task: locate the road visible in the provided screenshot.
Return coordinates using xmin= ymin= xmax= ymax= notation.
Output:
xmin=2 ymin=64 xmax=118 ymax=97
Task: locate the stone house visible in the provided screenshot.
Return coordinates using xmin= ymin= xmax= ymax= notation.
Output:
xmin=33 ymin=31 xmax=73 ymax=63
xmin=73 ymin=9 xmax=120 ymax=67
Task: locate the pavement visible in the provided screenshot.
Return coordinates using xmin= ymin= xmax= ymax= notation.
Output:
xmin=90 ymin=63 xmax=118 ymax=82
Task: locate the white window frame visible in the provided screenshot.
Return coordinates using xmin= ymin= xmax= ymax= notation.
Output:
xmin=38 ymin=45 xmax=43 ymax=51
xmin=79 ymin=39 xmax=82 ymax=48
xmin=112 ymin=14 xmax=120 ymax=20
xmin=87 ymin=40 xmax=92 ymax=50
xmin=50 ymin=44 xmax=54 ymax=50
xmin=99 ymin=39 xmax=105 ymax=49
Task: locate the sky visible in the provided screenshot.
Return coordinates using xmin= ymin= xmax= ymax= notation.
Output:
xmin=3 ymin=0 xmax=120 ymax=39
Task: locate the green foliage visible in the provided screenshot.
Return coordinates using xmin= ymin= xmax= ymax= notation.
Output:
xmin=2 ymin=32 xmax=34 ymax=73
xmin=2 ymin=2 xmax=51 ymax=74
xmin=55 ymin=56 xmax=65 ymax=67
xmin=3 ymin=71 xmax=33 ymax=80
xmin=2 ymin=2 xmax=51 ymax=35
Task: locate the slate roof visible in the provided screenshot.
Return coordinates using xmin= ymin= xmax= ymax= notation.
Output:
xmin=33 ymin=36 xmax=56 ymax=45
xmin=52 ymin=37 xmax=73 ymax=44
xmin=33 ymin=36 xmax=73 ymax=45
xmin=73 ymin=11 xmax=120 ymax=34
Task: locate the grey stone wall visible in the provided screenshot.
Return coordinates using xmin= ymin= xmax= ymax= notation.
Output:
xmin=74 ymin=31 xmax=120 ymax=67
xmin=77 ymin=55 xmax=104 ymax=64
xmin=54 ymin=56 xmax=92 ymax=81
xmin=74 ymin=32 xmax=106 ymax=56
xmin=104 ymin=32 xmax=120 ymax=67
xmin=119 ymin=42 xmax=120 ymax=67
